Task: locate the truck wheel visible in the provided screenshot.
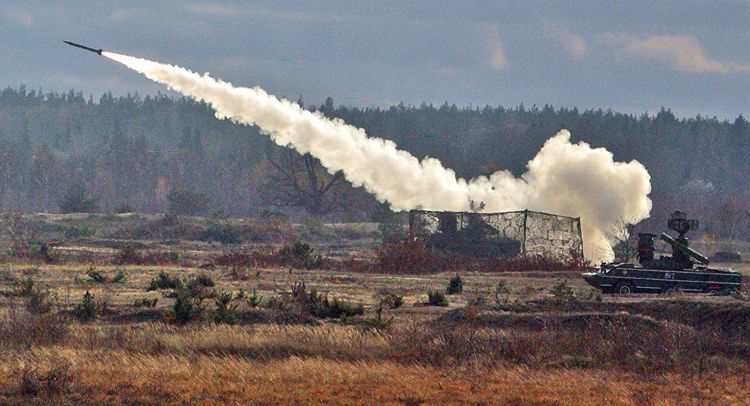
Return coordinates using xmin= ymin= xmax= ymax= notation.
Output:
xmin=616 ymin=283 xmax=634 ymax=294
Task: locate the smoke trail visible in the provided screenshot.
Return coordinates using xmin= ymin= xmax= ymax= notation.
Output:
xmin=103 ymin=51 xmax=651 ymax=261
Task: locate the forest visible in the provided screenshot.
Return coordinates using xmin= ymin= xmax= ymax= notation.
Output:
xmin=0 ymin=85 xmax=747 ymax=239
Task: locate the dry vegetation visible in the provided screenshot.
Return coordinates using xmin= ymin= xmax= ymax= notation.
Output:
xmin=0 ymin=214 xmax=749 ymax=404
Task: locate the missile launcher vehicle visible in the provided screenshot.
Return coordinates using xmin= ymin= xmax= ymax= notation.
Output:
xmin=582 ymin=211 xmax=742 ymax=294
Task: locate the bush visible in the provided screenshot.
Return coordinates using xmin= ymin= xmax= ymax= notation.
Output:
xmin=551 ymin=280 xmax=575 ymax=301
xmin=25 ymin=287 xmax=53 ymax=314
xmin=115 ymin=245 xmax=142 ymax=265
xmin=376 ymin=238 xmax=448 ymax=274
xmin=58 ymin=181 xmax=98 ymax=214
xmin=192 ymin=272 xmax=215 ymax=288
xmin=213 ymin=291 xmax=238 ymax=324
xmin=247 ymin=289 xmax=262 ymax=308
xmin=73 ymin=291 xmax=99 ymax=322
xmin=228 ymin=266 xmax=250 ymax=281
xmin=364 ymin=304 xmax=394 ymax=330
xmin=278 ymin=241 xmax=323 ymax=269
xmin=380 ymin=293 xmax=404 ymax=309
xmin=14 ymin=279 xmax=54 ymax=314
xmin=0 ymin=307 xmax=68 ymax=347
xmin=200 ymin=223 xmax=242 ymax=244
xmin=372 ymin=202 xmax=404 ymax=243
xmin=446 ymin=274 xmax=463 ymax=295
xmin=289 ymin=281 xmax=364 ymax=319
xmin=124 ymin=214 xmax=203 ymax=241
xmin=172 ymin=289 xmax=205 ymax=324
xmin=87 ymin=269 xmax=127 ymax=284
xmin=213 ymin=242 xmax=327 ymax=270
xmin=62 ymin=225 xmax=96 ymax=239
xmin=19 ymin=358 xmax=73 ymax=397
xmin=15 ymin=277 xmax=36 ymax=297
xmin=114 ymin=204 xmax=133 ymax=213
xmin=146 ymin=272 xmax=182 ymax=291
xmin=427 ymin=290 xmax=449 ymax=307
xmin=133 ymin=297 xmax=158 ymax=308
xmin=494 ymin=280 xmax=511 ymax=304
xmin=167 ymin=187 xmax=211 ymax=216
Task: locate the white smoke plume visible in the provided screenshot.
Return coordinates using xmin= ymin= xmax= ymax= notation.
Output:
xmin=103 ymin=51 xmax=652 ymax=261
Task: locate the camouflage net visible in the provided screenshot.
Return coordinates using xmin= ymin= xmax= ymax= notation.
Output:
xmin=408 ymin=210 xmax=583 ymax=261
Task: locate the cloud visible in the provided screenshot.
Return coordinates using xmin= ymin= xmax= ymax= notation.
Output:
xmin=103 ymin=8 xmax=136 ymax=23
xmin=4 ymin=8 xmax=34 ymax=27
xmin=434 ymin=65 xmax=460 ymax=78
xmin=483 ymin=24 xmax=508 ymax=71
xmin=184 ymin=3 xmax=345 ymax=22
xmin=543 ymin=23 xmax=586 ymax=59
xmin=600 ymin=32 xmax=750 ymax=73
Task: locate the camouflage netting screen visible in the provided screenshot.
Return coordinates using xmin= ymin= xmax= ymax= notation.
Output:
xmin=408 ymin=210 xmax=583 ymax=260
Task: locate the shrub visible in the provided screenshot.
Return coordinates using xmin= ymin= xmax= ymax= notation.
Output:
xmin=228 ymin=266 xmax=250 ymax=281
xmin=167 ymin=187 xmax=211 ymax=216
xmin=376 ymin=238 xmax=448 ymax=274
xmin=73 ymin=290 xmax=99 ymax=322
xmin=115 ymin=245 xmax=142 ymax=265
xmin=213 ymin=291 xmax=238 ymax=324
xmin=114 ymin=204 xmax=133 ymax=213
xmin=139 ymin=250 xmax=180 ymax=265
xmin=133 ymin=297 xmax=158 ymax=308
xmin=551 ymin=280 xmax=575 ymax=301
xmin=364 ymin=304 xmax=394 ymax=330
xmin=58 ymin=181 xmax=98 ymax=214
xmin=0 ymin=307 xmax=68 ymax=347
xmin=15 ymin=277 xmax=36 ymax=297
xmin=380 ymin=293 xmax=404 ymax=309
xmin=372 ymin=202 xmax=405 ymax=243
xmin=62 ymin=225 xmax=96 ymax=239
xmin=247 ymin=289 xmax=262 ymax=308
xmin=200 ymin=223 xmax=242 ymax=244
xmin=278 ymin=241 xmax=323 ymax=269
xmin=192 ymin=272 xmax=215 ymax=288
xmin=125 ymin=214 xmax=203 ymax=241
xmin=494 ymin=280 xmax=511 ymax=304
xmin=172 ymin=289 xmax=205 ymax=324
xmin=19 ymin=358 xmax=73 ymax=397
xmin=87 ymin=269 xmax=127 ymax=284
xmin=146 ymin=272 xmax=182 ymax=291
xmin=290 ymin=281 xmax=364 ymax=319
xmin=213 ymin=243 xmax=327 ymax=270
xmin=446 ymin=274 xmax=463 ymax=295
xmin=25 ymin=287 xmax=53 ymax=314
xmin=427 ymin=290 xmax=449 ymax=307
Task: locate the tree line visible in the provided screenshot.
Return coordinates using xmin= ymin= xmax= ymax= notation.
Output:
xmin=0 ymin=86 xmax=747 ymax=238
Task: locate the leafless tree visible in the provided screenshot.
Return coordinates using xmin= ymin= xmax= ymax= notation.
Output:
xmin=613 ymin=222 xmax=639 ymax=263
xmin=261 ymin=149 xmax=348 ymax=216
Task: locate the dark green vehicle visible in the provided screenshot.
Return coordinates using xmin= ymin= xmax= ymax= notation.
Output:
xmin=582 ymin=211 xmax=742 ymax=294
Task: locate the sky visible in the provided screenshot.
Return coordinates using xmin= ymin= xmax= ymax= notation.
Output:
xmin=3 ymin=0 xmax=750 ymax=119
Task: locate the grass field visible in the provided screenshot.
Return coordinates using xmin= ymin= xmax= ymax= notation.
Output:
xmin=1 ymin=213 xmax=749 ymax=405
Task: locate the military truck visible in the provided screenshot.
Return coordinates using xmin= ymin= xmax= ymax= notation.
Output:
xmin=582 ymin=211 xmax=742 ymax=294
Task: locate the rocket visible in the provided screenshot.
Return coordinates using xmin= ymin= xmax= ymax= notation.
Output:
xmin=63 ymin=41 xmax=103 ymax=55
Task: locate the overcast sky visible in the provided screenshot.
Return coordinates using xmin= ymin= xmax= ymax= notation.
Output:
xmin=4 ymin=1 xmax=750 ymax=119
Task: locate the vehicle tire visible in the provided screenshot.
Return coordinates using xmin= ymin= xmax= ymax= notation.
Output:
xmin=616 ymin=283 xmax=634 ymax=294
xmin=664 ymin=286 xmax=678 ymax=296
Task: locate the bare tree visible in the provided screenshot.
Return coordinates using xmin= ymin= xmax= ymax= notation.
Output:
xmin=612 ymin=222 xmax=638 ymax=263
xmin=30 ymin=143 xmax=61 ymax=213
xmin=261 ymin=149 xmax=348 ymax=216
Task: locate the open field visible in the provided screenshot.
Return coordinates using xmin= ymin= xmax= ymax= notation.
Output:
xmin=1 ymin=214 xmax=750 ymax=404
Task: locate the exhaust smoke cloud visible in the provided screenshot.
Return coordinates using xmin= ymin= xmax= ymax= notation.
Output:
xmin=103 ymin=51 xmax=651 ymax=261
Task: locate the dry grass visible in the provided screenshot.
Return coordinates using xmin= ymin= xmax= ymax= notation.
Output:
xmin=0 ymin=349 xmax=748 ymax=405
xmin=1 ymin=222 xmax=749 ymax=404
